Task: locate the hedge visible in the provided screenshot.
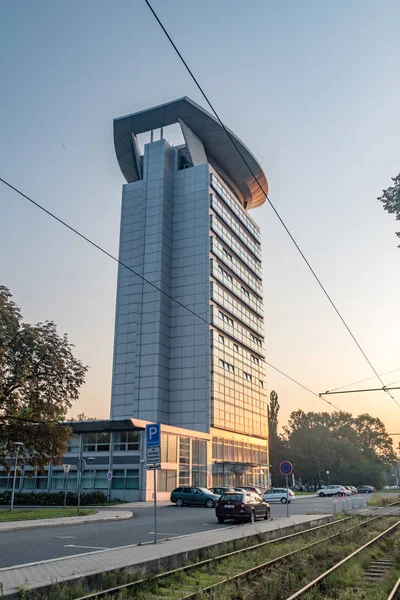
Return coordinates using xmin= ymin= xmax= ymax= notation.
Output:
xmin=0 ymin=490 xmax=110 ymax=506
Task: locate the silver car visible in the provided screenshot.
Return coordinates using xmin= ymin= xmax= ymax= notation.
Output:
xmin=262 ymin=487 xmax=296 ymax=504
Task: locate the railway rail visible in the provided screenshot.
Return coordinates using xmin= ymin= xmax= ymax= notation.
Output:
xmin=387 ymin=576 xmax=400 ymax=600
xmin=70 ymin=500 xmax=400 ymax=600
xmin=285 ymin=517 xmax=400 ymax=599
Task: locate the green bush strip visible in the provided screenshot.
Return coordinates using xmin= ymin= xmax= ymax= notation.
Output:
xmin=0 ymin=508 xmax=96 ymax=522
xmin=0 ymin=490 xmax=115 ymax=506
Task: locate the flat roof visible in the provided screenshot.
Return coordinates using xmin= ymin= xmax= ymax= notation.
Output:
xmin=64 ymin=420 xmax=144 ymax=433
xmin=113 ymin=97 xmax=268 ymax=210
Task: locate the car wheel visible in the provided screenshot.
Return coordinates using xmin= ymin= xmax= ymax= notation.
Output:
xmin=281 ymin=497 xmax=288 ymax=504
xmin=264 ymin=508 xmax=271 ymax=520
xmin=319 ymin=492 xmax=325 ymax=497
xmin=206 ymin=499 xmax=215 ymax=508
xmin=176 ymin=497 xmax=184 ymax=507
xmin=250 ymin=510 xmax=256 ymax=523
xmin=217 ymin=517 xmax=225 ymax=524
xmin=367 ymin=490 xmax=371 ymax=494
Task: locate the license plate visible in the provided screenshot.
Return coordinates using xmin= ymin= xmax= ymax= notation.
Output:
xmin=224 ymin=504 xmax=234 ymax=508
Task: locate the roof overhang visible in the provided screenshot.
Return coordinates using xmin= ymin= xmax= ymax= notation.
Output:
xmin=113 ymin=97 xmax=268 ymax=210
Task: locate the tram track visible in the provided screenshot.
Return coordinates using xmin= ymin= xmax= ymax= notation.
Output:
xmin=387 ymin=576 xmax=400 ymax=600
xmin=68 ymin=501 xmax=400 ymax=600
xmin=285 ymin=517 xmax=400 ymax=599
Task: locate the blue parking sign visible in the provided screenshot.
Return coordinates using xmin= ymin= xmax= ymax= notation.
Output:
xmin=146 ymin=423 xmax=161 ymax=447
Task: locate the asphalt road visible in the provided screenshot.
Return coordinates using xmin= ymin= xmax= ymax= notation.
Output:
xmin=0 ymin=496 xmax=349 ymax=568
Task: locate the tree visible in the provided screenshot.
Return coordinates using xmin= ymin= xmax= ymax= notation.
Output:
xmin=378 ymin=173 xmax=400 ymax=246
xmin=283 ymin=409 xmax=395 ymax=489
xmin=268 ymin=391 xmax=286 ymax=486
xmin=68 ymin=413 xmax=102 ymax=421
xmin=0 ymin=286 xmax=88 ymax=468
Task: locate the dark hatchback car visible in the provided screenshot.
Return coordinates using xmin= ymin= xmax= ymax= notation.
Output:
xmin=216 ymin=491 xmax=270 ymax=524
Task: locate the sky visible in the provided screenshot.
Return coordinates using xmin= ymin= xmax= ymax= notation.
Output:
xmin=1 ymin=0 xmax=399 ymax=435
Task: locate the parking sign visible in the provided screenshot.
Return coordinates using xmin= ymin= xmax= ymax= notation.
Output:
xmin=146 ymin=423 xmax=161 ymax=447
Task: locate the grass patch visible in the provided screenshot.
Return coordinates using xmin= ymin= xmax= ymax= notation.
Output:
xmin=367 ymin=494 xmax=400 ymax=507
xmin=0 ymin=508 xmax=96 ymax=522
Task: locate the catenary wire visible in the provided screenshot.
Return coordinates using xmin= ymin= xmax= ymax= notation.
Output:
xmin=143 ymin=0 xmax=399 ymax=408
xmin=0 ymin=177 xmax=336 ymax=411
xmin=264 ymin=361 xmax=340 ymax=410
xmin=320 ymin=386 xmax=400 ymax=396
xmin=327 ymin=367 xmax=400 ymax=392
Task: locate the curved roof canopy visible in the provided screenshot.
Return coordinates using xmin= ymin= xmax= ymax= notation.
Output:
xmin=113 ymin=97 xmax=268 ymax=209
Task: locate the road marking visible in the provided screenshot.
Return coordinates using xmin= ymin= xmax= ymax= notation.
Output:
xmin=0 ymin=526 xmax=238 ymax=572
xmin=148 ymin=532 xmax=182 ymax=536
xmin=64 ymin=545 xmax=109 ymax=550
xmin=55 ymin=536 xmax=75 ymax=539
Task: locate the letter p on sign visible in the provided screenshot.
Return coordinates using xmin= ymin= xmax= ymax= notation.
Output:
xmin=146 ymin=423 xmax=161 ymax=447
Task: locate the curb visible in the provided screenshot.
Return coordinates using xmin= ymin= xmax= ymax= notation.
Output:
xmin=0 ymin=511 xmax=133 ymax=533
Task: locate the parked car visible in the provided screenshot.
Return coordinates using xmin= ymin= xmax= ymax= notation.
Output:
xmin=262 ymin=488 xmax=296 ymax=504
xmin=170 ymin=486 xmax=220 ymax=507
xmin=357 ymin=485 xmax=374 ymax=494
xmin=316 ymin=485 xmax=349 ymax=497
xmin=240 ymin=485 xmax=264 ymax=495
xmin=209 ymin=487 xmax=236 ymax=496
xmin=345 ymin=486 xmax=357 ymax=495
xmin=216 ymin=491 xmax=270 ymax=524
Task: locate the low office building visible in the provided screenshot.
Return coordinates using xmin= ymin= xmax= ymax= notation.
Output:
xmin=0 ymin=418 xmax=268 ymax=502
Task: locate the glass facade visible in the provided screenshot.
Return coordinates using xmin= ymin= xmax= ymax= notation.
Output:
xmin=209 ymin=171 xmax=268 ymax=441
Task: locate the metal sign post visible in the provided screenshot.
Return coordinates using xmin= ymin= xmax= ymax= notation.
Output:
xmin=63 ymin=464 xmax=71 ymax=508
xmin=279 ymin=461 xmax=293 ymax=518
xmin=76 ymin=458 xmax=86 ymax=516
xmin=146 ymin=423 xmax=161 ymax=545
xmin=153 ymin=469 xmax=157 ymax=544
xmin=285 ymin=474 xmax=289 ymax=518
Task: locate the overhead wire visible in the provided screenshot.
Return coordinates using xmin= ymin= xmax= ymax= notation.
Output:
xmin=327 ymin=368 xmax=400 ymax=393
xmin=143 ymin=0 xmax=399 ymax=409
xmin=0 ymin=177 xmax=336 ymax=411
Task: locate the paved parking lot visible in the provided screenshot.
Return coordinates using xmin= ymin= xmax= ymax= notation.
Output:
xmin=0 ymin=495 xmax=355 ymax=568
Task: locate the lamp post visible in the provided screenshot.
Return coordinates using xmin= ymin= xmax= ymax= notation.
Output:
xmin=63 ymin=464 xmax=71 ymax=508
xmin=326 ymin=470 xmax=330 ymax=485
xmin=10 ymin=442 xmax=23 ymax=512
xmin=87 ymin=457 xmax=95 ymax=493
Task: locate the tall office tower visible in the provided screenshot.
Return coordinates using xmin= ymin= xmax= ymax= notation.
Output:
xmin=111 ymin=98 xmax=269 ymax=487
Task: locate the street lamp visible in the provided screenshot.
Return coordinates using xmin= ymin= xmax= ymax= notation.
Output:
xmin=87 ymin=457 xmax=95 ymax=493
xmin=63 ymin=464 xmax=71 ymax=508
xmin=326 ymin=470 xmax=330 ymax=485
xmin=10 ymin=442 xmax=23 ymax=512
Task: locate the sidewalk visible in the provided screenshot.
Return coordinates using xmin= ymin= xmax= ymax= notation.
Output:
xmin=116 ymin=500 xmax=172 ymax=508
xmin=0 ymin=513 xmax=332 ymax=597
xmin=0 ymin=510 xmax=133 ymax=533
xmin=116 ymin=497 xmax=317 ymax=508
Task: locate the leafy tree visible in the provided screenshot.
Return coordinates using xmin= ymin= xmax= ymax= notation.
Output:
xmin=282 ymin=409 xmax=395 ymax=489
xmin=68 ymin=413 xmax=102 ymax=421
xmin=352 ymin=414 xmax=396 ymax=464
xmin=0 ymin=286 xmax=88 ymax=468
xmin=378 ymin=173 xmax=400 ymax=246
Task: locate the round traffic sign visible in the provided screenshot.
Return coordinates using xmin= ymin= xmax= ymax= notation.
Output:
xmin=280 ymin=461 xmax=293 ymax=475
xmin=107 ymin=471 xmax=113 ymax=481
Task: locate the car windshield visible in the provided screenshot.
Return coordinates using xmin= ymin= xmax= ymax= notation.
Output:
xmin=197 ymin=487 xmax=210 ymax=494
xmin=220 ymin=494 xmax=242 ymax=502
